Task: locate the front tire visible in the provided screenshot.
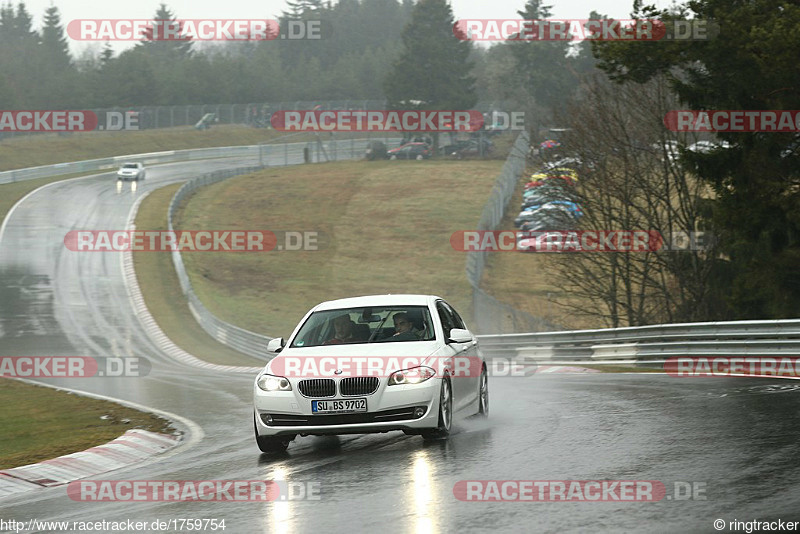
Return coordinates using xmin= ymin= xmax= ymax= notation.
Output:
xmin=254 ymin=416 xmax=292 ymax=452
xmin=477 ymin=367 xmax=488 ymax=417
xmin=422 ymin=376 xmax=452 ymax=441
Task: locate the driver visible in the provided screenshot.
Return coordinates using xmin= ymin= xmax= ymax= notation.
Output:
xmin=389 ymin=312 xmax=419 ymax=341
xmin=325 ymin=314 xmax=358 ymax=344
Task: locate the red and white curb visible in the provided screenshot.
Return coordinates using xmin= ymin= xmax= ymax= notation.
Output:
xmin=0 ymin=429 xmax=179 ymax=498
xmin=122 ymin=191 xmax=262 ymax=375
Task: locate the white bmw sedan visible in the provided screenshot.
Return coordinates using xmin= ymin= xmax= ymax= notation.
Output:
xmin=253 ymin=294 xmax=488 ymax=452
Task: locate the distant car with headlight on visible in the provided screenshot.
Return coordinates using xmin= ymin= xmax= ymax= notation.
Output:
xmin=116 ymin=162 xmax=145 ymax=181
xmin=253 ymin=294 xmax=488 ymax=452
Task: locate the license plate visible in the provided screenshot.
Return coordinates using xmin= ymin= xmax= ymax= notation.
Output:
xmin=312 ymin=398 xmax=367 ymax=414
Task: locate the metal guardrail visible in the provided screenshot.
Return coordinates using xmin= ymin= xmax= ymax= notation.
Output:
xmin=165 ymin=137 xmax=400 ymax=360
xmin=0 ymin=134 xmax=405 ymax=185
xmin=476 ymin=318 xmax=800 ymax=362
xmin=167 ymin=166 xmax=273 ymax=360
xmin=0 ymin=145 xmax=264 ymax=185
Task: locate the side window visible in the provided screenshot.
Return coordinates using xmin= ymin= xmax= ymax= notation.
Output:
xmin=436 ymin=302 xmax=456 ymax=340
xmin=444 ymin=302 xmax=467 ymax=331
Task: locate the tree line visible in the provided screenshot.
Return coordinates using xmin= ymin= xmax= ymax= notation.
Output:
xmin=0 ymin=0 xmax=595 ymax=109
xmin=2 ymin=0 xmax=796 ymax=323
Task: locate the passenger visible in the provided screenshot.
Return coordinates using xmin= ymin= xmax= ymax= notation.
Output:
xmin=325 ymin=314 xmax=358 ymax=344
xmin=389 ymin=313 xmax=419 ymax=341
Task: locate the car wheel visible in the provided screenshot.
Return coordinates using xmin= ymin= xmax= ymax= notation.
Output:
xmin=477 ymin=367 xmax=489 ymax=417
xmin=422 ymin=376 xmax=452 ymax=440
xmin=254 ymin=416 xmax=292 ymax=452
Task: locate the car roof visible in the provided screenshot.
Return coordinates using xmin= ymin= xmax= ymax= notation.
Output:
xmin=312 ymin=294 xmax=441 ymax=311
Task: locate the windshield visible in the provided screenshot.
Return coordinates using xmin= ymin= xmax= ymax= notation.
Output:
xmin=290 ymin=306 xmax=435 ymax=347
xmin=121 ymin=163 xmax=138 ymax=169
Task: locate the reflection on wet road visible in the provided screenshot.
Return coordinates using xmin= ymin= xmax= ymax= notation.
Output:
xmin=1 ymin=161 xmax=799 ymax=532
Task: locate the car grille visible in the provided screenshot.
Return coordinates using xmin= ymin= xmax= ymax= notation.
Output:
xmin=298 ymin=379 xmax=336 ymax=398
xmin=261 ymin=406 xmax=427 ymax=427
xmin=339 ymin=377 xmax=379 ymax=396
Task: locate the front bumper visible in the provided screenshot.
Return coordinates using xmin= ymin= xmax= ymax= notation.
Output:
xmin=254 ymin=377 xmax=441 ymax=437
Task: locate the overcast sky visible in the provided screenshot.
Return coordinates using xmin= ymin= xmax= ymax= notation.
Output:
xmin=18 ymin=0 xmax=677 ymax=55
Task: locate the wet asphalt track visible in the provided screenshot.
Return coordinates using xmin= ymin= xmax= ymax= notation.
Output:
xmin=1 ymin=159 xmax=800 ymax=533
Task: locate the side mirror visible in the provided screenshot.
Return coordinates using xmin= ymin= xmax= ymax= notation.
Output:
xmin=448 ymin=328 xmax=473 ymax=344
xmin=267 ymin=338 xmax=285 ymax=353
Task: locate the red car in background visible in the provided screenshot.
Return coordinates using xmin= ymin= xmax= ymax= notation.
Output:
xmin=387 ymin=142 xmax=431 ymax=160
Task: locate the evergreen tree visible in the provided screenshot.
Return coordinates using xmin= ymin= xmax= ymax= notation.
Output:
xmin=40 ymin=5 xmax=71 ymax=71
xmin=383 ymin=0 xmax=476 ymax=109
xmin=138 ymin=3 xmax=192 ymax=60
xmin=593 ymin=0 xmax=800 ymax=318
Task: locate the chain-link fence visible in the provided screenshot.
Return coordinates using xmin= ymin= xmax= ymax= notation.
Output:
xmin=466 ymin=130 xmax=559 ymax=335
xmin=88 ymin=100 xmax=515 ymax=130
xmin=0 ymin=100 xmax=517 ymax=140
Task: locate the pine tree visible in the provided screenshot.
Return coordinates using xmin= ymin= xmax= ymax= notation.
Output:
xmin=138 ymin=3 xmax=192 ymax=59
xmin=40 ymin=5 xmax=71 ymax=71
xmin=383 ymin=0 xmax=476 ymax=110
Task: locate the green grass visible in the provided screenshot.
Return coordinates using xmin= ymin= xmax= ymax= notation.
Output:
xmin=0 ymin=378 xmax=175 ymax=470
xmin=132 ymin=184 xmax=266 ymax=367
xmin=173 ymin=159 xmax=504 ymax=337
xmin=0 ymin=125 xmax=292 ymax=172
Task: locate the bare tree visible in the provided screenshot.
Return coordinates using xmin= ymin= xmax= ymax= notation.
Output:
xmin=545 ymin=73 xmax=721 ymax=327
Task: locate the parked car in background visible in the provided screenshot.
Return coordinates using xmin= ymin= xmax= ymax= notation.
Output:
xmin=116 ymin=162 xmax=146 ymax=181
xmin=443 ymin=138 xmax=493 ymax=159
xmin=387 ymin=142 xmax=431 ymax=160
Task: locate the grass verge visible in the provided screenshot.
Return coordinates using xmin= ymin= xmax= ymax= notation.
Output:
xmin=0 ymin=378 xmax=175 ymax=470
xmin=132 ymin=184 xmax=266 ymax=366
xmin=173 ymin=159 xmax=504 ymax=337
xmin=0 ymin=125 xmax=290 ymax=172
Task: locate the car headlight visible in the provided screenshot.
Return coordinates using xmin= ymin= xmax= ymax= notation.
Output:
xmin=257 ymin=374 xmax=292 ymax=391
xmin=388 ymin=366 xmax=435 ymax=386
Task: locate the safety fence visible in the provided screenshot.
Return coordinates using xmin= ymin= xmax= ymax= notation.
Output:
xmin=164 ymin=136 xmax=397 ymax=360
xmin=465 ymin=130 xmax=559 ymax=335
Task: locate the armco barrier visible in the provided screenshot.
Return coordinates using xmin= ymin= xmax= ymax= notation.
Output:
xmin=0 ymin=135 xmax=404 ymax=185
xmin=0 ymin=145 xmax=268 ymax=185
xmin=167 ymin=166 xmax=273 ymax=360
xmin=164 ymin=137 xmax=400 ymax=360
xmin=476 ymin=318 xmax=800 ymax=363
